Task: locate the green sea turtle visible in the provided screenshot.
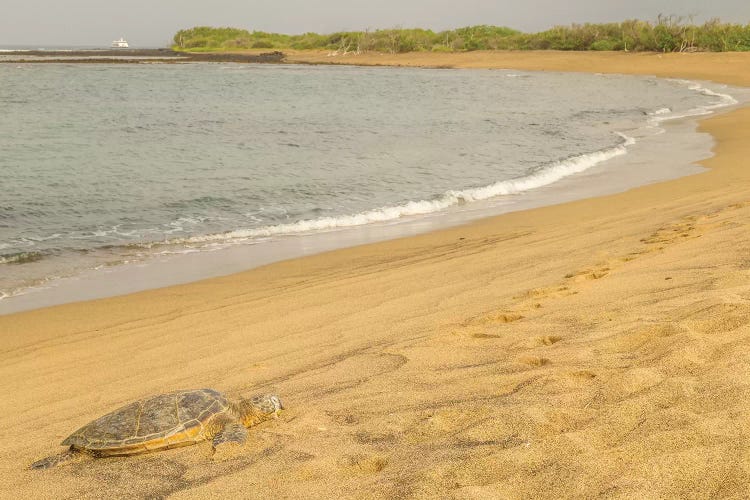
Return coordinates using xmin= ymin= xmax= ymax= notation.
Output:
xmin=31 ymin=389 xmax=283 ymax=469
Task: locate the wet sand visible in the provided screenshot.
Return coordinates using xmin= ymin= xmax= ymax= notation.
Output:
xmin=2 ymin=51 xmax=750 ymax=498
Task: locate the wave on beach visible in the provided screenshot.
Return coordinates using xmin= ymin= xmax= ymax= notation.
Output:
xmin=152 ymin=134 xmax=637 ymax=247
xmin=136 ymin=80 xmax=738 ymax=251
xmin=0 ymin=251 xmax=45 ymax=265
xmin=649 ymin=82 xmax=737 ymax=126
xmin=0 ymin=68 xmax=742 ymax=305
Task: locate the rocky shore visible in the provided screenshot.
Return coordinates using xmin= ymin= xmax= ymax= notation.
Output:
xmin=0 ymin=49 xmax=285 ymax=64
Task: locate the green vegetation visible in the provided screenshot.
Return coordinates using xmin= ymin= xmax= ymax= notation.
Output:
xmin=173 ymin=17 xmax=750 ymax=53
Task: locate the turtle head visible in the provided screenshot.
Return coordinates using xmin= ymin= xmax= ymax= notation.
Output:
xmin=259 ymin=394 xmax=283 ymax=413
xmin=241 ymin=394 xmax=283 ymax=425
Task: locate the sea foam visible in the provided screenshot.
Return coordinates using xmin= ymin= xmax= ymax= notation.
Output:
xmin=649 ymin=81 xmax=738 ymax=126
xmin=160 ymin=80 xmax=737 ymax=248
xmin=1 ymin=68 xmax=742 ymax=306
xmin=160 ymin=134 xmax=636 ymax=246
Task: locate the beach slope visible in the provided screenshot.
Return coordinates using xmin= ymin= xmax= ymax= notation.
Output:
xmin=1 ymin=52 xmax=750 ymax=498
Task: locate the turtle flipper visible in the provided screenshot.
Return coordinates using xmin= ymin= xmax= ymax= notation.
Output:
xmin=31 ymin=447 xmax=80 ymax=470
xmin=212 ymin=422 xmax=248 ymax=449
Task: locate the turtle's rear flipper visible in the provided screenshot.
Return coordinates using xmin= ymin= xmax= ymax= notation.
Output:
xmin=31 ymin=447 xmax=79 ymax=470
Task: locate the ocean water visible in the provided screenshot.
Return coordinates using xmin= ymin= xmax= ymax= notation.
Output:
xmin=0 ymin=63 xmax=739 ymax=306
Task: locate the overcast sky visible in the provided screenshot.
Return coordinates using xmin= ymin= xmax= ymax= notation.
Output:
xmin=2 ymin=0 xmax=749 ymax=48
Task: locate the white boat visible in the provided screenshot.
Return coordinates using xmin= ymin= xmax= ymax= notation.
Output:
xmin=111 ymin=37 xmax=129 ymax=48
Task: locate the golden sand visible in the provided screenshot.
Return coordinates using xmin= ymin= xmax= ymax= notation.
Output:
xmin=2 ymin=52 xmax=750 ymax=498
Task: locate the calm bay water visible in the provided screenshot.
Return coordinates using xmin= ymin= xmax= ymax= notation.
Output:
xmin=0 ymin=63 xmax=736 ymax=301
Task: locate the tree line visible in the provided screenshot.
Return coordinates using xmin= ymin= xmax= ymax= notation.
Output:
xmin=173 ymin=17 xmax=750 ymax=53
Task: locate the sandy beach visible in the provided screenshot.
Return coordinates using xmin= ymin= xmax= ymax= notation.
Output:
xmin=2 ymin=51 xmax=750 ymax=498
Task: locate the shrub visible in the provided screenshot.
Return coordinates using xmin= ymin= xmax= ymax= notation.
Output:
xmin=431 ymin=44 xmax=453 ymax=52
xmin=172 ymin=19 xmax=750 ymax=53
xmin=590 ymin=39 xmax=619 ymax=51
xmin=184 ymin=38 xmax=209 ymax=48
xmin=251 ymin=40 xmax=274 ymax=49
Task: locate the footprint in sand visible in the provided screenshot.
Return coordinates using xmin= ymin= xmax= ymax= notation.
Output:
xmin=454 ymin=326 xmax=512 ymax=339
xmin=518 ymin=355 xmax=550 ymax=367
xmin=470 ymin=332 xmax=503 ymax=339
xmin=640 ymin=217 xmax=703 ymax=248
xmin=470 ymin=312 xmax=524 ymax=325
xmin=515 ymin=285 xmax=578 ymax=301
xmin=569 ymin=370 xmax=596 ymax=380
xmin=453 ymin=311 xmax=525 ymax=339
xmin=564 ymin=267 xmax=610 ymax=282
xmin=353 ymin=430 xmax=400 ymax=445
xmin=337 ymin=453 xmax=388 ymax=474
xmin=490 ymin=313 xmax=525 ymax=323
xmin=538 ymin=335 xmax=562 ymax=346
xmin=326 ymin=410 xmax=361 ymax=426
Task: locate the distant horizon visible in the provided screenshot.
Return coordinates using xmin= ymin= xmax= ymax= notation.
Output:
xmin=2 ymin=0 xmax=749 ymax=47
xmin=0 ymin=44 xmax=162 ymax=49
xmin=0 ymin=43 xmax=166 ymax=50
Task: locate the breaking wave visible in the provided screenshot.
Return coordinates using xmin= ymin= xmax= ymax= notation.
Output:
xmin=649 ymin=81 xmax=738 ymax=126
xmin=146 ymin=134 xmax=636 ymax=247
xmin=0 ymin=251 xmax=45 ymax=265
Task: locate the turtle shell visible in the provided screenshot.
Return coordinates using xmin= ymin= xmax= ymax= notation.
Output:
xmin=61 ymin=389 xmax=231 ymax=456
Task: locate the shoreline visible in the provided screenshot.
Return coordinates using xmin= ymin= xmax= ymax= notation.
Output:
xmin=0 ymin=102 xmax=727 ymax=315
xmin=286 ymin=49 xmax=750 ymax=85
xmin=0 ymin=66 xmax=745 ymax=315
xmin=3 ymin=52 xmax=750 ymax=497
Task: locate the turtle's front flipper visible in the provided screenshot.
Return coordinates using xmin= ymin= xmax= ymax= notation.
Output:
xmin=30 ymin=447 xmax=80 ymax=470
xmin=212 ymin=422 xmax=248 ymax=450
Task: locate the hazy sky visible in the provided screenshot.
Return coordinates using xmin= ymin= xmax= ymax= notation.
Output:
xmin=2 ymin=0 xmax=749 ymax=48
